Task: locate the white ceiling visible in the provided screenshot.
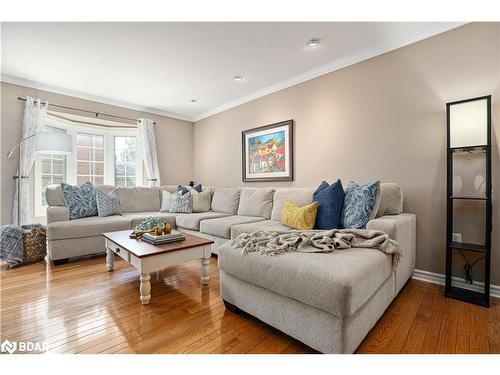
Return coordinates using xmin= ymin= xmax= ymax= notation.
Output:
xmin=1 ymin=22 xmax=463 ymax=122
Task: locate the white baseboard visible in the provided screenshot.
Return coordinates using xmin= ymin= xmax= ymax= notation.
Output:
xmin=412 ymin=269 xmax=500 ymax=299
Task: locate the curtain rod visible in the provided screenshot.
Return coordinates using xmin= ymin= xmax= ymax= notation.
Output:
xmin=16 ymin=97 xmax=157 ymax=125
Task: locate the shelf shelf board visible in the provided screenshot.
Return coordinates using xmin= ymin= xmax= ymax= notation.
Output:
xmin=449 ymin=144 xmax=489 ymax=153
xmin=449 ymin=196 xmax=487 ymax=200
xmin=446 ymin=286 xmax=488 ymax=307
xmin=448 ymin=241 xmax=488 ymax=253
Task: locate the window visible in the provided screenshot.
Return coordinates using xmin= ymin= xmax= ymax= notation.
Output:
xmin=35 ymin=115 xmax=143 ymax=217
xmin=114 ymin=136 xmax=137 ymax=187
xmin=76 ymin=132 xmax=104 ymax=185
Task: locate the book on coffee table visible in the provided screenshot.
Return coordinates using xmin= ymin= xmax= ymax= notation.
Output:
xmin=142 ymin=230 xmax=185 ymax=245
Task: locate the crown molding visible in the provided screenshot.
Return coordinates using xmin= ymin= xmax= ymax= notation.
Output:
xmin=412 ymin=269 xmax=500 ymax=299
xmin=0 ymin=74 xmax=194 ymax=123
xmin=193 ymin=22 xmax=466 ymax=122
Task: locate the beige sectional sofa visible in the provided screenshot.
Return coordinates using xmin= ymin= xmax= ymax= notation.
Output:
xmin=45 ymin=183 xmax=416 ymax=354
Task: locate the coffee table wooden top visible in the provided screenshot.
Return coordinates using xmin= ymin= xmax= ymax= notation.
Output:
xmin=102 ymin=230 xmax=214 ymax=258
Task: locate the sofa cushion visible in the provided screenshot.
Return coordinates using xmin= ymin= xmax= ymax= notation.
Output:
xmin=160 ymin=185 xmax=178 ymax=194
xmin=46 ymin=184 xmax=67 ymax=206
xmin=313 ymin=180 xmax=344 ymax=230
xmin=342 ymin=181 xmax=380 ymax=229
xmin=231 ymin=220 xmax=292 ymax=239
xmin=281 ymin=201 xmax=317 ymax=230
xmin=169 ymin=191 xmax=192 ymax=213
xmin=46 ymin=184 xmax=115 ymax=207
xmin=375 ymin=183 xmax=404 ymax=218
xmin=191 ymin=189 xmax=212 ymax=213
xmin=121 ymin=212 xmax=177 ymax=228
xmin=96 ymin=189 xmax=120 ymax=217
xmin=200 ymin=215 xmax=266 ymax=239
xmin=159 ymin=190 xmax=173 ymax=212
xmin=61 ymin=182 xmax=98 ymax=219
xmin=116 ymin=186 xmax=161 ymax=213
xmin=177 ymin=185 xmax=190 ymax=194
xmin=47 ymin=215 xmax=131 ymax=240
xmin=270 ymin=188 xmax=314 ymax=221
xmin=237 ymin=188 xmax=274 ymax=219
xmin=175 ymin=212 xmax=230 ymax=230
xmin=211 ymin=188 xmax=241 ymax=214
xmin=218 ymin=244 xmax=393 ymax=318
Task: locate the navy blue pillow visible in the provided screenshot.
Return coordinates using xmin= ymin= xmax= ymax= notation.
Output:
xmin=177 ymin=185 xmax=189 ymax=194
xmin=313 ymin=179 xmax=345 ymax=230
xmin=192 ymin=184 xmax=203 ymax=193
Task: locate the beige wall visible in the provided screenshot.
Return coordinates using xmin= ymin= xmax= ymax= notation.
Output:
xmin=0 ymin=82 xmax=194 ymax=225
xmin=193 ymin=23 xmax=500 ymax=284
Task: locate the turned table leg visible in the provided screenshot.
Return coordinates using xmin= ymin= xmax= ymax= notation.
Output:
xmin=140 ymin=273 xmax=151 ymax=305
xmin=201 ymin=257 xmax=210 ymax=285
xmin=106 ymin=249 xmax=114 ymax=271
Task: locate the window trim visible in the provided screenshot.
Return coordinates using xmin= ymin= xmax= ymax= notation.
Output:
xmin=35 ymin=116 xmax=142 ymax=217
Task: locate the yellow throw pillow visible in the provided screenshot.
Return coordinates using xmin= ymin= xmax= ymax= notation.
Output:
xmin=281 ymin=200 xmax=318 ymax=230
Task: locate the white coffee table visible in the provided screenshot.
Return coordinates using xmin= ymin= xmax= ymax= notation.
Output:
xmin=103 ymin=230 xmax=214 ymax=305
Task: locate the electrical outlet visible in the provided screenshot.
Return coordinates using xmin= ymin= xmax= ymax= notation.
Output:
xmin=452 ymin=233 xmax=462 ymax=243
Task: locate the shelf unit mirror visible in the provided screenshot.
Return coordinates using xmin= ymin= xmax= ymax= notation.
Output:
xmin=446 ymin=95 xmax=492 ymax=307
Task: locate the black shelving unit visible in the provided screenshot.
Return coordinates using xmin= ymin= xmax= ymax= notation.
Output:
xmin=445 ymin=95 xmax=492 ymax=307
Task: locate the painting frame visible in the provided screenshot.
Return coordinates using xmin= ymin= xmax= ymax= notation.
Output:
xmin=241 ymin=119 xmax=294 ymax=182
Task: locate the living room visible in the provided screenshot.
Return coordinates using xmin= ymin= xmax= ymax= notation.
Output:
xmin=1 ymin=1 xmax=499 ymax=372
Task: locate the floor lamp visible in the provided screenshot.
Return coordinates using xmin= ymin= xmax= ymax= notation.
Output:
xmin=6 ymin=132 xmax=73 ymax=225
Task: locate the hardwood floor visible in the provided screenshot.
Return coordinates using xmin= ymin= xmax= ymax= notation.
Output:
xmin=1 ymin=255 xmax=498 ymax=354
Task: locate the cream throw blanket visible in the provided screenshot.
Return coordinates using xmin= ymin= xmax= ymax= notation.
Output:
xmin=229 ymin=229 xmax=401 ymax=267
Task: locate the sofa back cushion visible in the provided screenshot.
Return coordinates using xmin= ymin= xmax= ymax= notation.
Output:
xmin=160 ymin=185 xmax=178 ymax=194
xmin=271 ymin=188 xmax=315 ymax=221
xmin=237 ymin=188 xmax=274 ymax=219
xmin=211 ymin=188 xmax=241 ymax=214
xmin=46 ymin=184 xmax=67 ymax=207
xmin=46 ymin=184 xmax=115 ymax=207
xmin=375 ymin=183 xmax=404 ymax=218
xmin=116 ymin=186 xmax=161 ymax=213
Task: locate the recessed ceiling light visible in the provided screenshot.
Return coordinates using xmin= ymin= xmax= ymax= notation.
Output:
xmin=190 ymin=99 xmax=197 ymax=103
xmin=307 ymin=38 xmax=320 ymax=47
xmin=233 ymin=75 xmax=244 ymax=82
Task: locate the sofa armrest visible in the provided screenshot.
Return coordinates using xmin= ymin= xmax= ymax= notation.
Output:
xmin=367 ymin=213 xmax=416 ymax=294
xmin=47 ymin=206 xmax=70 ymax=224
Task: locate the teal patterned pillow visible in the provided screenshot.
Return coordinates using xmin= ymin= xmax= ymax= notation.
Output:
xmin=61 ymin=182 xmax=98 ymax=220
xmin=341 ymin=181 xmax=380 ymax=229
xmin=169 ymin=190 xmax=192 ymax=213
xmin=96 ymin=189 xmax=120 ymax=217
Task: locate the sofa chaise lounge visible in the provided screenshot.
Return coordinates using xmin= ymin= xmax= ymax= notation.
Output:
xmin=45 ymin=183 xmax=415 ymax=353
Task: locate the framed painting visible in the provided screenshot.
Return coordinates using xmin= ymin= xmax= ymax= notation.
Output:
xmin=242 ymin=119 xmax=294 ymax=182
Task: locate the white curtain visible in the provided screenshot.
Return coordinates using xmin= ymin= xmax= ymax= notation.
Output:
xmin=137 ymin=118 xmax=161 ymax=187
xmin=13 ymin=97 xmax=48 ymax=225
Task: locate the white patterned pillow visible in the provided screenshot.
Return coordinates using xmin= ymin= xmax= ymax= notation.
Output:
xmin=160 ymin=190 xmax=173 ymax=212
xmin=169 ymin=191 xmax=192 ymax=213
xmin=96 ymin=189 xmax=120 ymax=217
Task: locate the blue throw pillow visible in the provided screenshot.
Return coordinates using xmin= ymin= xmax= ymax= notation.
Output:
xmin=96 ymin=189 xmax=120 ymax=217
xmin=61 ymin=182 xmax=98 ymax=220
xmin=177 ymin=185 xmax=189 ymax=194
xmin=192 ymin=183 xmax=203 ymax=193
xmin=313 ymin=180 xmax=345 ymax=230
xmin=341 ymin=181 xmax=380 ymax=229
